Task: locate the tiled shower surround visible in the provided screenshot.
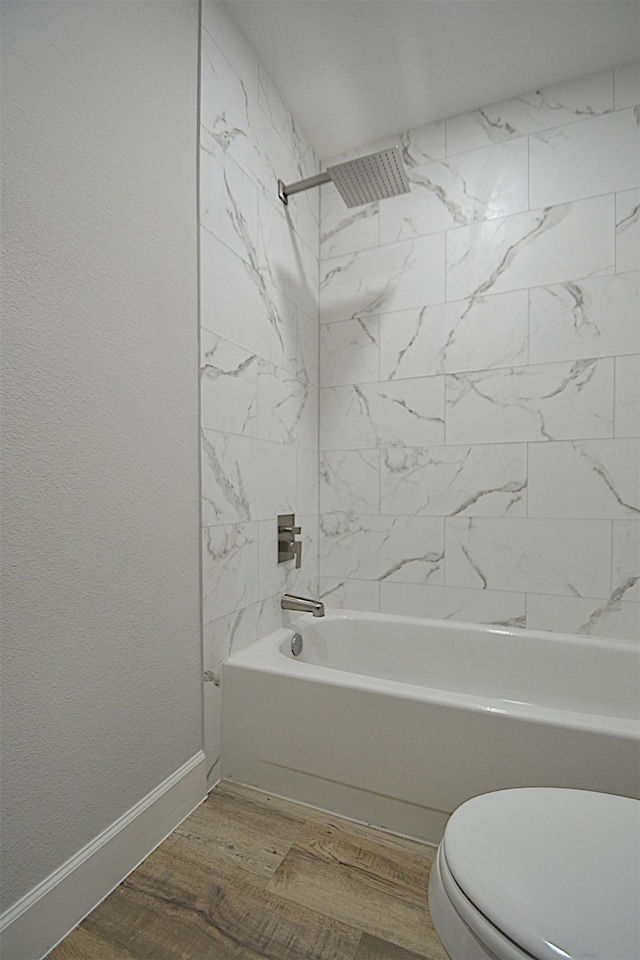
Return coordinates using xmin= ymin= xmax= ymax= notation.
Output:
xmin=318 ymin=63 xmax=639 ymax=639
xmin=200 ymin=0 xmax=639 ymax=784
xmin=199 ymin=2 xmax=320 ymax=786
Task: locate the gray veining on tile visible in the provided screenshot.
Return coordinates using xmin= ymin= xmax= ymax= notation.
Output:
xmin=322 ymin=378 xmax=445 ymax=451
xmin=529 ymin=272 xmax=639 ymax=365
xmin=202 ymin=522 xmax=259 ymax=624
xmin=381 ymin=444 xmax=527 ymax=517
xmin=379 ymin=290 xmax=528 ymax=381
xmin=320 ymin=514 xmax=444 ymax=585
xmin=528 ymin=439 xmax=640 ymax=519
xmin=445 ymin=517 xmax=612 ymax=598
xmin=447 ymin=196 xmax=614 ymax=305
xmin=445 ymin=69 xmax=613 ymax=155
xmin=320 ymin=451 xmax=380 ymax=515
xmin=445 ymin=359 xmax=614 ymax=445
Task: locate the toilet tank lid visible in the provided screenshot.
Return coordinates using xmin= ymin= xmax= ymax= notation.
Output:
xmin=442 ymin=788 xmax=640 ymax=960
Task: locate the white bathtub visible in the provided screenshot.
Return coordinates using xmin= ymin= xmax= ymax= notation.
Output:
xmin=221 ymin=610 xmax=640 ymax=842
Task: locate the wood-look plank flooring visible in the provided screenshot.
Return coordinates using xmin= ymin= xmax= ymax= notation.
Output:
xmin=49 ymin=780 xmax=447 ymax=960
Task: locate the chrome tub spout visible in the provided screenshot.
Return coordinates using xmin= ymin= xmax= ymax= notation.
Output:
xmin=281 ymin=594 xmax=325 ymax=617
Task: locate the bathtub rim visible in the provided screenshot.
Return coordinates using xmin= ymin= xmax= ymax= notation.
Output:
xmin=284 ymin=607 xmax=639 ymax=649
xmin=222 ymin=609 xmax=640 ymax=738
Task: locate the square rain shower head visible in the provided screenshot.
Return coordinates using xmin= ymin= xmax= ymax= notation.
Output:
xmin=327 ymin=146 xmax=411 ymax=207
xmin=277 ymin=146 xmax=411 ymax=209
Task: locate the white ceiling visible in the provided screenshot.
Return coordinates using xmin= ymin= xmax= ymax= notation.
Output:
xmin=224 ymin=0 xmax=640 ymax=160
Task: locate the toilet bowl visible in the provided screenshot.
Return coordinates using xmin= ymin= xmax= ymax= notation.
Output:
xmin=428 ymin=788 xmax=640 ymax=960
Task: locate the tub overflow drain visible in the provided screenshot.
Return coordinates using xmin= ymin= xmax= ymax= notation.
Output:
xmin=291 ymin=633 xmax=303 ymax=657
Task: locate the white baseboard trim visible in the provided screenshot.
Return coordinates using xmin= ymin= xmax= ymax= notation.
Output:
xmin=0 ymin=750 xmax=207 ymax=960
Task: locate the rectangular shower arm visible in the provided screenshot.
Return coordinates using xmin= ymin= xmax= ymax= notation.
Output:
xmin=278 ymin=171 xmax=331 ymax=205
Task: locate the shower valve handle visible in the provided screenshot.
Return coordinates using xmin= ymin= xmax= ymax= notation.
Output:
xmin=279 ymin=525 xmax=301 ymax=541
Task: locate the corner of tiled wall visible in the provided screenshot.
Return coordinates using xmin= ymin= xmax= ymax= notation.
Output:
xmin=318 ymin=60 xmax=640 ymax=641
xmin=199 ymin=1 xmax=320 ymax=788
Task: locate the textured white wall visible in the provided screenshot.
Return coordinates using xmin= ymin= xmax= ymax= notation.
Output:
xmin=0 ymin=0 xmax=201 ymax=913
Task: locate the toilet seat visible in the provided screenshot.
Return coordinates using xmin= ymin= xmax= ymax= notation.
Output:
xmin=431 ymin=842 xmax=534 ymax=959
xmin=429 ymin=788 xmax=640 ymax=960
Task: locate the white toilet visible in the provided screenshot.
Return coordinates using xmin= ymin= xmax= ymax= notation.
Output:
xmin=428 ymin=787 xmax=640 ymax=960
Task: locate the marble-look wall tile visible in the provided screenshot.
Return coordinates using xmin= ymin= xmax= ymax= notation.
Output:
xmin=381 ymin=444 xmax=527 ymax=517
xmin=201 ymin=227 xmax=288 ymax=365
xmin=200 ymin=0 xmax=319 ymax=675
xmin=445 ymin=517 xmax=612 ymax=598
xmin=201 ymin=429 xmax=250 ymax=525
xmin=318 ymin=577 xmax=380 ymax=613
xmin=614 ymin=61 xmax=640 ymax=110
xmin=616 ymin=189 xmax=639 ymax=273
xmin=528 ymin=439 xmax=640 ymax=519
xmin=380 ymin=582 xmax=526 ymax=628
xmin=320 ymin=185 xmax=379 ymax=259
xmin=612 ymin=520 xmax=640 ymax=602
xmin=320 ymin=513 xmax=445 ymax=585
xmin=201 ymin=429 xmax=297 ymax=525
xmin=380 ymin=138 xmax=528 ymax=243
xmin=257 ymin=360 xmax=318 ymax=448
xmin=204 ymin=603 xmax=260 ymax=665
xmin=446 ymin=196 xmax=614 ymax=303
xmin=526 ymin=594 xmax=640 ymax=642
xmin=529 ymin=272 xmax=639 ymax=365
xmin=321 ymin=377 xmax=445 ymax=450
xmin=320 ymin=316 xmax=379 ymax=387
xmin=379 ymin=290 xmax=528 ymax=380
xmin=320 ymin=64 xmax=640 ymax=636
xmin=529 ymin=108 xmax=640 ymax=209
xmin=200 ymin=150 xmax=258 ymax=264
xmin=320 ymin=450 xmax=380 ymax=515
xmin=201 ymin=19 xmax=317 ymax=241
xmin=200 ymin=329 xmax=258 ymax=435
xmin=314 ymin=63 xmax=637 ymax=641
xmin=615 ymin=354 xmax=640 ymax=437
xmin=320 ymin=233 xmax=445 ymax=325
xmin=202 ymin=522 xmax=259 ymax=624
xmin=200 ymin=26 xmax=263 ymax=187
xmin=445 ymin=69 xmax=613 ymax=156
xmin=445 ymin=359 xmax=614 ymax=445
